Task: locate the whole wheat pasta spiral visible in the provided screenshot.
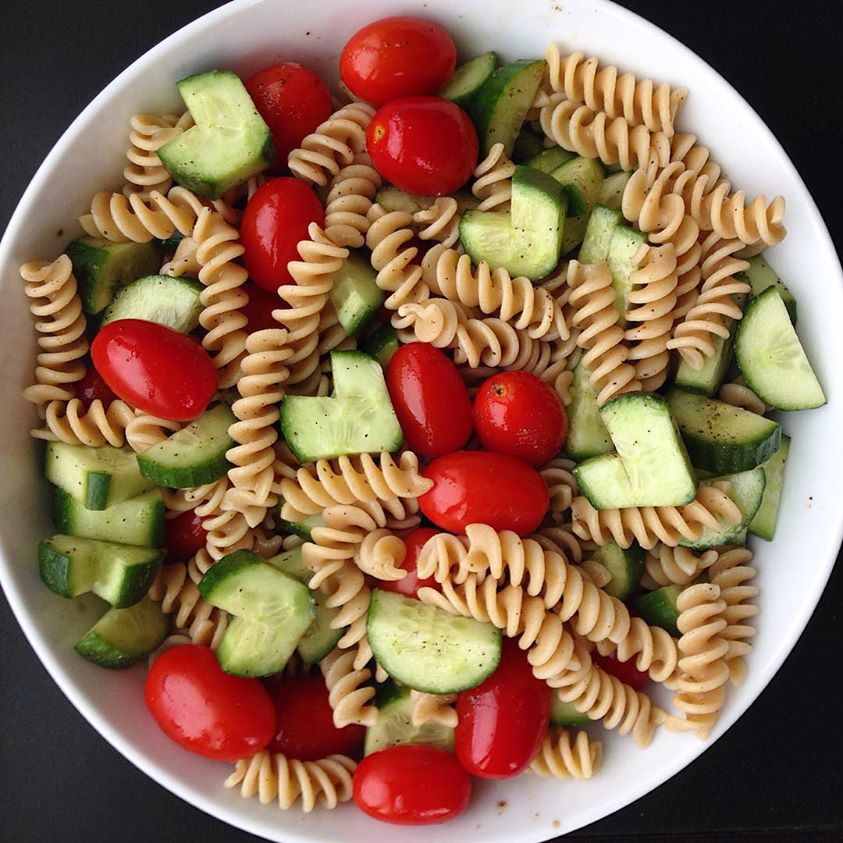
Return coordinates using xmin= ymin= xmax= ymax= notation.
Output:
xmin=122 ymin=111 xmax=192 ymax=197
xmin=225 ymin=750 xmax=356 ymax=812
xmin=33 ymin=398 xmax=136 ymax=448
xmin=409 ymin=691 xmax=458 ymax=728
xmin=319 ymin=646 xmax=378 ymax=728
xmin=542 ymin=457 xmax=579 ymax=518
xmin=570 ymin=482 xmax=743 ymax=549
xmin=718 ymin=380 xmax=767 ymax=415
xmin=354 ymin=530 xmax=407 ymax=581
xmin=567 ymin=259 xmax=641 ymax=405
xmin=529 ymin=728 xmax=603 ymax=780
xmin=472 ymin=142 xmax=515 ymax=211
xmin=125 ymin=412 xmax=182 ymax=453
xmin=288 ymin=101 xmax=375 ymax=186
xmin=642 ymin=543 xmax=719 ymax=589
xmin=534 ymin=524 xmax=590 ymax=564
xmin=546 ymin=44 xmax=687 ymax=137
xmin=159 ymin=234 xmax=202 ymax=278
xmin=323 ymin=153 xmax=382 ymax=248
xmin=414 ymin=196 xmax=462 ymax=246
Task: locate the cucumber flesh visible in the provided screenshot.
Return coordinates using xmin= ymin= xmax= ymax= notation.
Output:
xmin=735 ymin=288 xmax=825 ymax=411
xmin=329 ymin=252 xmax=384 ymax=338
xmin=592 ymin=542 xmax=644 ymax=600
xmin=364 ymin=684 xmax=455 ymax=755
xmin=367 ymin=589 xmax=502 ymax=695
xmin=550 ymin=157 xmax=604 ymax=216
xmin=101 ymin=274 xmax=204 ymax=334
xmin=561 ymin=213 xmax=589 ymax=255
xmin=551 ymin=694 xmax=591 ymax=726
xmin=597 ymin=171 xmax=632 ymax=211
xmin=375 ymin=188 xmax=478 ymax=216
xmin=526 ymin=146 xmax=576 ymax=174
xmin=748 ymin=435 xmax=790 ymax=541
xmin=564 ymin=360 xmax=613 ymax=460
xmin=440 ymin=51 xmax=497 ymax=108
xmin=740 ymin=254 xmax=797 ymax=322
xmin=635 ymin=586 xmax=681 ymax=636
xmin=578 ymin=205 xmax=622 ymax=264
xmin=362 ymin=323 xmax=399 ymax=368
xmin=606 ymin=224 xmax=647 ymax=322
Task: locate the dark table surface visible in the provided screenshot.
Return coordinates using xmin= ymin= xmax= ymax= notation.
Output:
xmin=2 ymin=1 xmax=842 ymax=841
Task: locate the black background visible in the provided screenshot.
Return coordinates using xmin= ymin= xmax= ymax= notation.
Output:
xmin=1 ymin=1 xmax=842 ymax=841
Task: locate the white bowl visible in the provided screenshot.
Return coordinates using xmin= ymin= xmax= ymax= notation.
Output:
xmin=1 ymin=0 xmax=842 ymax=840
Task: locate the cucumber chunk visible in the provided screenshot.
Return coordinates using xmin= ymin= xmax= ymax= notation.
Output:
xmin=199 ymin=550 xmax=315 ymax=677
xmin=561 ymin=213 xmax=589 ymax=255
xmin=329 ymin=252 xmax=384 ymax=337
xmin=550 ymin=157 xmax=604 ymax=216
xmin=551 ymin=694 xmax=591 ymax=726
xmin=597 ymin=171 xmax=632 ymax=211
xmin=137 ymin=403 xmax=235 ymax=487
xmin=440 ymin=51 xmax=497 ymax=108
xmin=564 ymin=360 xmax=613 ymax=460
xmin=592 ymin=542 xmax=644 ymax=600
xmin=267 ymin=548 xmax=342 ymax=664
xmin=54 ymin=488 xmax=164 ymax=547
xmin=607 ymin=224 xmax=647 ymax=321
xmin=363 ymin=323 xmax=399 ymax=368
xmin=39 ymin=534 xmax=163 ymax=607
xmin=735 ymin=288 xmax=825 ymax=411
xmin=748 ymin=435 xmax=790 ymax=541
xmin=364 ymin=684 xmax=455 ymax=756
xmin=74 ymin=597 xmax=169 ymax=669
xmin=740 ymin=254 xmax=797 ymax=322
xmin=526 ymin=146 xmax=576 ymax=174
xmin=101 ymin=274 xmax=203 ymax=334
xmin=512 ymin=125 xmax=546 ymax=163
xmin=374 ymin=187 xmax=478 ymax=216
xmin=635 ymin=586 xmax=681 ymax=636
xmin=470 ymin=59 xmax=547 ymax=156
xmin=578 ymin=205 xmax=622 ymax=264
xmin=158 ymin=71 xmax=274 ymax=199
xmin=667 ymin=389 xmax=781 ymax=473
xmin=45 ymin=442 xmax=154 ymax=511
xmin=65 ymin=237 xmax=161 ymax=315
xmin=277 ymin=502 xmax=324 ymax=542
xmin=280 ymin=351 xmax=403 ymax=462
xmin=367 ymin=589 xmax=502 ymax=694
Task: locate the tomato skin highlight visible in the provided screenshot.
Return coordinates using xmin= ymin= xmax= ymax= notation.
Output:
xmin=340 ymin=16 xmax=456 ymax=106
xmin=144 ymin=645 xmax=276 ymax=761
xmin=74 ymin=366 xmax=117 ymax=406
xmin=244 ymin=62 xmax=332 ymax=166
xmin=367 ymin=97 xmax=478 ymax=196
xmin=420 ymin=451 xmax=549 ymax=535
xmin=378 ymin=527 xmax=440 ymax=597
xmin=163 ymin=510 xmax=207 ymax=566
xmin=592 ymin=651 xmax=650 ymax=691
xmin=386 ymin=344 xmax=473 ymax=458
xmin=353 ymin=744 xmax=471 ymax=825
xmin=455 ymin=637 xmax=551 ymax=779
xmin=91 ymin=319 xmax=216 ymax=421
xmin=266 ymin=674 xmax=364 ymax=761
xmin=240 ymin=178 xmax=325 ymax=293
xmin=474 ymin=371 xmax=569 ymax=467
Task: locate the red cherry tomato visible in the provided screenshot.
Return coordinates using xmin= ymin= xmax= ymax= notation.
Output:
xmin=244 ymin=62 xmax=333 ymax=166
xmin=386 ymin=344 xmax=473 ymax=458
xmin=240 ymin=281 xmax=283 ymax=333
xmin=74 ymin=367 xmax=117 ymax=406
xmin=91 ymin=319 xmax=216 ymax=421
xmin=144 ymin=645 xmax=276 ymax=761
xmin=163 ymin=510 xmax=207 ymax=566
xmin=378 ymin=527 xmax=440 ymax=598
xmin=592 ymin=651 xmax=650 ymax=691
xmin=353 ymin=744 xmax=471 ymax=825
xmin=266 ymin=674 xmax=365 ymax=761
xmin=367 ymin=97 xmax=478 ymax=196
xmin=474 ymin=371 xmax=569 ymax=467
xmin=240 ymin=178 xmax=325 ymax=293
xmin=420 ymin=451 xmax=549 ymax=535
xmin=340 ymin=17 xmax=457 ymax=106
xmin=455 ymin=637 xmax=551 ymax=778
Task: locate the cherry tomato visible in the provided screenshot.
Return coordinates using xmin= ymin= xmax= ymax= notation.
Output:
xmin=420 ymin=451 xmax=549 ymax=535
xmin=455 ymin=638 xmax=551 ymax=778
xmin=91 ymin=319 xmax=216 ymax=421
xmin=353 ymin=744 xmax=471 ymax=825
xmin=378 ymin=527 xmax=440 ymax=598
xmin=266 ymin=674 xmax=365 ymax=761
xmin=340 ymin=17 xmax=456 ymax=106
xmin=240 ymin=281 xmax=283 ymax=333
xmin=386 ymin=344 xmax=473 ymax=457
xmin=74 ymin=366 xmax=117 ymax=406
xmin=240 ymin=178 xmax=325 ymax=293
xmin=474 ymin=371 xmax=569 ymax=467
xmin=592 ymin=650 xmax=650 ymax=691
xmin=144 ymin=645 xmax=276 ymax=761
xmin=367 ymin=97 xmax=478 ymax=196
xmin=244 ymin=62 xmax=332 ymax=166
xmin=163 ymin=510 xmax=207 ymax=566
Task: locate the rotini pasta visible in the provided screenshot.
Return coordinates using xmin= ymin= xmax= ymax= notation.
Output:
xmin=125 ymin=411 xmax=182 ymax=453
xmin=354 ymin=529 xmax=407 ymax=581
xmin=642 ymin=543 xmax=719 ymax=589
xmin=529 ymin=728 xmax=603 ymax=779
xmin=323 ymin=153 xmax=382 ymax=248
xmin=718 ymin=380 xmax=767 ymax=416
xmin=472 ymin=142 xmax=515 ymax=212
xmin=319 ymin=646 xmax=378 ymax=728
xmin=33 ymin=398 xmax=136 ymax=448
xmin=409 ymin=691 xmax=458 ymax=728
xmin=122 ymin=112 xmax=192 ymax=197
xmin=541 ymin=457 xmax=579 ymax=519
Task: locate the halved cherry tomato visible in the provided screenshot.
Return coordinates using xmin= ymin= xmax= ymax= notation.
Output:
xmin=240 ymin=177 xmax=325 ymax=293
xmin=340 ymin=17 xmax=456 ymax=106
xmin=144 ymin=645 xmax=276 ymax=761
xmin=455 ymin=638 xmax=551 ymax=778
xmin=163 ymin=510 xmax=207 ymax=566
xmin=240 ymin=281 xmax=283 ymax=333
xmin=74 ymin=366 xmax=117 ymax=406
xmin=91 ymin=319 xmax=216 ymax=421
xmin=420 ymin=451 xmax=549 ymax=535
xmin=592 ymin=650 xmax=650 ymax=691
xmin=386 ymin=344 xmax=473 ymax=457
xmin=378 ymin=527 xmax=440 ymax=598
xmin=244 ymin=62 xmax=333 ymax=166
xmin=474 ymin=371 xmax=568 ymax=467
xmin=353 ymin=744 xmax=471 ymax=825
xmin=367 ymin=97 xmax=478 ymax=196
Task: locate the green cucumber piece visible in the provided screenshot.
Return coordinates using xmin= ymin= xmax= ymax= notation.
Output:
xmin=374 ymin=187 xmax=478 ymax=216
xmin=512 ymin=125 xmax=546 ymax=163
xmin=635 ymin=586 xmax=681 ymax=636
xmin=561 ymin=213 xmax=589 ymax=255
xmin=551 ymin=694 xmax=591 ymax=726
xmin=137 ymin=404 xmax=235 ymax=487
xmin=100 ymin=274 xmax=203 ymax=334
xmin=526 ymin=146 xmax=576 ymax=174
xmin=593 ymin=543 xmax=644 ymax=600
xmin=45 ymin=442 xmax=154 ymax=511
xmin=667 ymin=389 xmax=781 ymax=473
xmin=748 ymin=435 xmax=790 ymax=541
xmin=329 ymin=252 xmax=384 ymax=337
xmin=278 ymin=504 xmax=324 ymax=542
xmin=362 ymin=323 xmax=399 ymax=368
xmin=740 ymin=254 xmax=797 ymax=322
xmin=74 ymin=597 xmax=169 ymax=669
xmin=550 ymin=157 xmax=604 ymax=216
xmin=578 ymin=205 xmax=622 ymax=264
xmin=367 ymin=589 xmax=502 ymax=694
xmin=734 ymin=287 xmax=825 ymax=411
xmin=65 ymin=237 xmax=160 ymax=315
xmin=364 ymin=684 xmax=455 ymax=755
xmin=199 ymin=550 xmax=315 ymax=677
xmin=606 ymin=224 xmax=647 ymax=321
xmin=280 ymin=351 xmax=403 ymax=462
xmin=597 ymin=171 xmax=632 ymax=211
xmin=440 ymin=51 xmax=497 ymax=108
xmin=563 ymin=360 xmax=613 ymax=460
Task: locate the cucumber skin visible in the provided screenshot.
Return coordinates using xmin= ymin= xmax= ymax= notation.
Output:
xmin=364 ymin=685 xmax=455 ymax=756
xmin=363 ymin=324 xmax=399 ymax=368
xmin=550 ymin=696 xmax=591 ymax=726
xmin=38 ymin=540 xmax=78 ymax=599
xmin=748 ymin=435 xmax=790 ymax=541
xmin=596 ymin=543 xmax=644 ymax=600
xmin=635 ymin=586 xmax=681 ymax=636
xmin=440 ymin=51 xmax=498 ymax=109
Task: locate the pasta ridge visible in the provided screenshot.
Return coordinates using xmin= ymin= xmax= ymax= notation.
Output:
xmin=472 ymin=142 xmax=515 ymax=212
xmin=323 ymin=153 xmax=382 ymax=248
xmin=529 ymin=728 xmax=603 ymax=779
